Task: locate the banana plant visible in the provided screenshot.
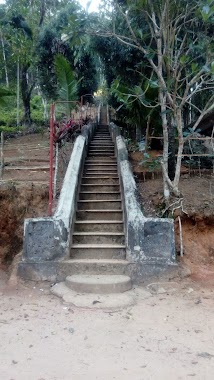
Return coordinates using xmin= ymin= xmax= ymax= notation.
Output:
xmin=54 ymin=54 xmax=82 ymax=117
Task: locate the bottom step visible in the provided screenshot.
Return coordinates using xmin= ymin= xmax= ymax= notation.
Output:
xmin=65 ymin=274 xmax=132 ymax=294
xmin=51 ymin=282 xmax=136 ymax=309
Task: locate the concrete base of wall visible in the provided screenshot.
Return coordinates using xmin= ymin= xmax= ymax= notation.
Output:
xmin=18 ymin=258 xmax=179 ymax=284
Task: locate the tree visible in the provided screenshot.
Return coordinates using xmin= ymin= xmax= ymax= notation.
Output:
xmin=54 ymin=54 xmax=80 ymax=116
xmin=37 ymin=3 xmax=98 ymax=102
xmin=0 ymin=0 xmax=72 ymax=126
xmin=94 ymin=0 xmax=214 ymax=199
xmin=0 ymin=86 xmax=14 ymax=106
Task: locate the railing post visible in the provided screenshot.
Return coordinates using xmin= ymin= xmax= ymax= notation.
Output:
xmin=48 ymin=103 xmax=55 ymax=216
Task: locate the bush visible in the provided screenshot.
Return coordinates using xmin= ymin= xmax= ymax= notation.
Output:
xmin=0 ymin=125 xmax=19 ymax=133
xmin=0 ymin=108 xmax=19 ymax=126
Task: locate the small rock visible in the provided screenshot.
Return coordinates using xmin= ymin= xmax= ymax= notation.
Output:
xmin=187 ymin=288 xmax=194 ymax=294
xmin=147 ymin=284 xmax=166 ymax=294
xmin=195 ymin=297 xmax=202 ymax=305
xmin=69 ymin=328 xmax=75 ymax=334
xmin=198 ymin=352 xmax=214 ymax=359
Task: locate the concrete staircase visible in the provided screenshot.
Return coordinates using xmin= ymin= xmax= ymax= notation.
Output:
xmin=61 ymin=124 xmax=132 ymax=298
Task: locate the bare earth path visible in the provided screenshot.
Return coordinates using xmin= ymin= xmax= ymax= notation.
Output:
xmin=0 ymin=276 xmax=214 ymax=380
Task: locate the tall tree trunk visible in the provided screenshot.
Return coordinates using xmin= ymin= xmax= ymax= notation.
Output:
xmin=17 ymin=58 xmax=20 ymax=127
xmin=168 ymin=117 xmax=176 ymax=181
xmin=0 ymin=30 xmax=9 ymax=87
xmin=160 ymin=91 xmax=170 ymax=201
xmin=20 ymin=64 xmax=32 ymax=126
xmin=173 ymin=108 xmax=184 ymax=195
xmin=136 ymin=124 xmax=141 ymax=142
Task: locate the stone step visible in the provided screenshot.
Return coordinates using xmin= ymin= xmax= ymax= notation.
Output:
xmin=65 ymin=274 xmax=131 ymax=294
xmin=84 ymin=164 xmax=117 ymax=171
xmin=70 ymin=245 xmax=126 ymax=259
xmin=76 ymin=210 xmax=123 ymax=220
xmin=90 ymin=145 xmax=114 ymax=150
xmin=85 ymin=160 xmax=117 ymax=165
xmin=94 ymin=132 xmax=110 ymax=134
xmin=74 ymin=220 xmax=124 ymax=232
xmin=90 ymin=141 xmax=112 ymax=144
xmin=66 ymin=258 xmax=128 ymax=271
xmin=78 ymin=200 xmax=122 ymax=210
xmin=91 ymin=139 xmax=112 ymax=142
xmin=72 ymin=232 xmax=125 ymax=245
xmin=84 ymin=169 xmax=118 ymax=175
xmin=93 ymin=136 xmax=110 ymax=138
xmin=79 ymin=192 xmax=121 ymax=200
xmin=81 ymin=177 xmax=119 ymax=185
xmin=51 ymin=282 xmax=135 ymax=309
xmin=92 ymin=136 xmax=112 ymax=139
xmin=90 ymin=140 xmax=114 ymax=144
xmin=83 ymin=172 xmax=118 ymax=177
xmin=91 ymin=135 xmax=111 ymax=137
xmin=89 ymin=150 xmax=115 ymax=155
xmin=88 ymin=152 xmax=115 ymax=157
xmin=85 ymin=158 xmax=117 ymax=163
xmin=81 ymin=184 xmax=120 ymax=192
xmin=85 ymin=162 xmax=117 ymax=166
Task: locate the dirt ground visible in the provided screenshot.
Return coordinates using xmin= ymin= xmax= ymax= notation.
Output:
xmin=130 ymin=151 xmax=214 ymax=281
xmin=1 ymin=135 xmax=214 ymax=379
xmin=1 ymin=276 xmax=214 ymax=380
xmin=0 ymin=133 xmax=72 ymax=267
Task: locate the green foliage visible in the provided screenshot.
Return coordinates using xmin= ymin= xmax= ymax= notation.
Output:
xmin=0 ymin=125 xmax=19 ymax=133
xmin=139 ymin=154 xmax=161 ymax=172
xmin=54 ymin=54 xmax=81 ymax=115
xmin=0 ymin=87 xmax=15 ymax=107
xmin=37 ymin=26 xmax=72 ymax=100
xmin=55 ymin=54 xmax=79 ymax=100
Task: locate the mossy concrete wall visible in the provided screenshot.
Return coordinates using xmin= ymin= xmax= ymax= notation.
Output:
xmin=21 ymin=123 xmax=96 ymax=265
xmin=109 ymin=122 xmax=176 ymax=274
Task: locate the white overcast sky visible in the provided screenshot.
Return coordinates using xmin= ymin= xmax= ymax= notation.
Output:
xmin=0 ymin=0 xmax=101 ymax=12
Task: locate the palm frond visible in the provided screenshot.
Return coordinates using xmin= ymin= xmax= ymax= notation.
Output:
xmin=54 ymin=54 xmax=79 ymax=103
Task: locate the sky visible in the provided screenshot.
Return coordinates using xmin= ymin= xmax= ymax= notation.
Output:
xmin=0 ymin=0 xmax=101 ymax=12
xmin=78 ymin=0 xmax=101 ymax=12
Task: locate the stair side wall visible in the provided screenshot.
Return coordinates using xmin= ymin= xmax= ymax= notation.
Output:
xmin=109 ymin=122 xmax=176 ymax=274
xmin=21 ymin=123 xmax=96 ymax=266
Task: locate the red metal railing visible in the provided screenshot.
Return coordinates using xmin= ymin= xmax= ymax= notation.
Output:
xmin=48 ymin=103 xmax=55 ymax=216
xmin=48 ymin=99 xmax=97 ymax=216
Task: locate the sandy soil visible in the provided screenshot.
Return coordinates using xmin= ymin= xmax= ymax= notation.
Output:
xmin=1 ymin=135 xmax=214 ymax=380
xmin=1 ymin=277 xmax=214 ymax=380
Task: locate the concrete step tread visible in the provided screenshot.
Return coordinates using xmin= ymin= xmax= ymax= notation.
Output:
xmin=82 ymin=176 xmax=119 ymax=179
xmin=73 ymin=232 xmax=125 ymax=236
xmin=85 ymin=163 xmax=117 ymax=166
xmin=84 ymin=174 xmax=118 ymax=177
xmin=75 ymin=220 xmax=124 ymax=224
xmin=77 ymin=209 xmax=123 ymax=212
xmin=81 ymin=184 xmax=119 ymax=186
xmin=51 ymin=282 xmax=135 ymax=308
xmin=66 ymin=274 xmax=131 ymax=285
xmin=71 ymin=244 xmax=126 ymax=248
xmin=65 ymin=259 xmax=128 ymax=263
xmin=85 ymin=160 xmax=117 ymax=162
xmin=78 ymin=199 xmax=122 ymax=202
xmin=80 ymin=191 xmax=121 ymax=194
xmin=65 ymin=275 xmax=132 ymax=294
xmin=66 ymin=274 xmax=130 ymax=283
